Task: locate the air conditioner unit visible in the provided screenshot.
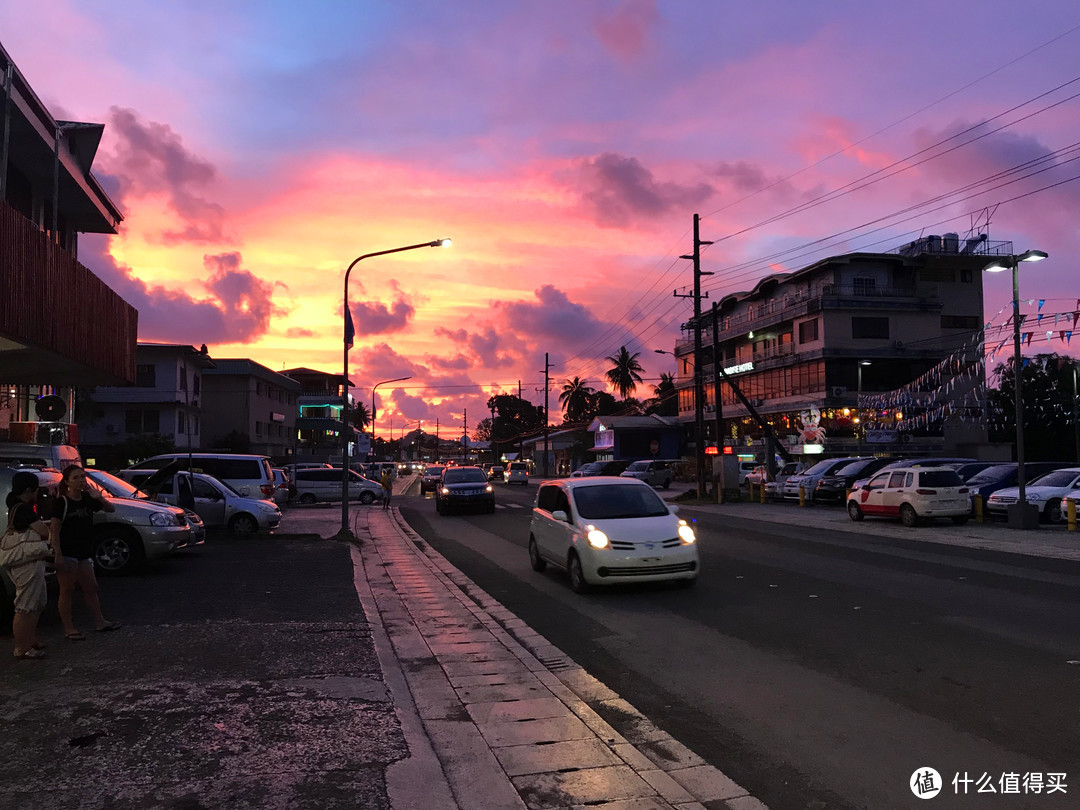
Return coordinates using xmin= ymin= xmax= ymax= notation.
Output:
xmin=831 ymin=386 xmax=847 ymax=398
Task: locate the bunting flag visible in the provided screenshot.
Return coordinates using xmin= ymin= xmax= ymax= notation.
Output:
xmin=1074 ymin=311 xmax=1080 ymax=330
xmin=1038 ymin=299 xmax=1045 ymax=311
xmin=1037 ymin=313 xmax=1043 ymax=326
xmin=1061 ymin=331 xmax=1068 ymax=342
xmin=1069 ymin=331 xmax=1074 ymax=345
xmin=1023 ymin=332 xmax=1033 ymax=346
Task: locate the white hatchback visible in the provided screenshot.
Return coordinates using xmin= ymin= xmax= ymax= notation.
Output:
xmin=847 ymin=466 xmax=971 ymax=526
xmin=528 ymin=477 xmax=698 ymax=593
xmin=989 ymin=467 xmax=1080 ymax=524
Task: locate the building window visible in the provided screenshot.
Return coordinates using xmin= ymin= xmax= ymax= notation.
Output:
xmin=193 ymin=375 xmax=201 ymax=396
xmin=177 ymin=411 xmax=187 ymax=434
xmin=853 ymin=277 xmax=877 ymax=296
xmin=255 ymin=421 xmax=264 ymax=436
xmin=180 ymin=367 xmax=188 ymax=390
xmin=852 ymin=316 xmax=890 ymax=339
xmin=125 ymin=409 xmax=160 ymax=434
xmin=941 ymin=315 xmax=980 ymax=329
xmin=798 ymin=319 xmax=819 ymax=343
xmin=135 ymin=364 xmax=156 ymax=387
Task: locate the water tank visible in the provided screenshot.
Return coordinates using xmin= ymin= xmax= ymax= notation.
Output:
xmin=926 ymin=235 xmax=942 ymax=253
xmin=943 ymin=233 xmax=959 ymax=253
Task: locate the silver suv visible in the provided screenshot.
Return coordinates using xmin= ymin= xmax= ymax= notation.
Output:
xmin=619 ymin=459 xmax=674 ymax=489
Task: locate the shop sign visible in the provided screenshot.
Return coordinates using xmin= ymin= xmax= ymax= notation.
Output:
xmin=722 ymin=361 xmax=754 ymax=375
xmin=865 ymin=429 xmax=898 ymax=444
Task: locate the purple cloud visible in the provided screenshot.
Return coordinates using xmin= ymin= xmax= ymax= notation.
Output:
xmin=435 ymin=325 xmax=518 ymax=368
xmin=577 ymin=152 xmax=714 ymax=227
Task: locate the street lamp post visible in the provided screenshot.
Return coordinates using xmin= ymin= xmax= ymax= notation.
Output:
xmin=371 ymin=376 xmax=412 ymax=461
xmin=983 ymin=248 xmax=1047 ymax=530
xmin=856 ymin=360 xmax=871 ymax=454
xmin=338 ymin=239 xmax=451 ymax=540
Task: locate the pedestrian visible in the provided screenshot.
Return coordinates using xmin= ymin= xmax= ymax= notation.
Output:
xmin=380 ymin=467 xmax=393 ymax=510
xmin=4 ymin=471 xmax=51 ymax=659
xmin=50 ymin=465 xmax=120 ymax=640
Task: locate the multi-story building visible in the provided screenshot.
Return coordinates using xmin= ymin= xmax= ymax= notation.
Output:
xmin=201 ymin=359 xmax=300 ymax=459
xmin=0 ymin=42 xmax=135 ymax=443
xmin=672 ymin=235 xmax=1007 ymax=459
xmin=281 ymin=367 xmax=364 ymax=463
xmin=79 ymin=344 xmax=215 ymax=462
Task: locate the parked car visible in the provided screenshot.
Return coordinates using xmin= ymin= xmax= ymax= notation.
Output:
xmin=594 ymin=460 xmax=632 ymax=477
xmin=571 ymin=462 xmax=602 ymax=478
xmin=436 ymin=466 xmax=495 ymax=514
xmin=0 ymin=442 xmax=81 ymax=469
xmin=84 ymin=468 xmax=206 ymax=548
xmin=813 ymin=457 xmax=899 ymax=504
xmin=850 ymin=457 xmax=978 ymax=491
xmin=292 ymin=467 xmax=384 ymax=505
xmin=736 ymin=461 xmax=760 ymax=487
xmin=123 ymin=453 xmax=276 ymax=500
xmin=528 ymin=477 xmax=698 ymax=593
xmin=270 ymin=467 xmax=293 ymax=504
xmin=139 ymin=469 xmax=283 ymax=533
xmin=620 ymin=460 xmax=675 ymax=489
xmin=965 ymin=463 xmax=1074 ymax=509
xmin=422 ymin=466 xmax=447 ymax=492
xmin=763 ymin=461 xmax=810 ymax=499
xmin=783 ymin=457 xmax=864 ymax=501
xmin=987 ymin=468 xmax=1080 ymax=524
xmin=847 ymin=466 xmax=971 ymax=526
xmin=503 ymin=461 xmax=530 ymax=485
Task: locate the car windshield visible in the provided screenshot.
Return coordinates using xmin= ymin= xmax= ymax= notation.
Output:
xmin=966 ymin=465 xmax=1015 ymax=485
xmin=833 ymin=459 xmax=874 ymax=476
xmin=86 ymin=469 xmax=147 ymax=499
xmin=573 ymin=483 xmax=669 ymax=519
xmin=625 ymin=461 xmax=649 ymax=471
xmin=1028 ymin=470 xmax=1080 ymax=488
xmin=801 ymin=459 xmax=839 ymax=476
xmin=918 ymin=470 xmax=963 ymax=487
xmin=444 ymin=469 xmax=486 ymax=484
xmin=425 ymin=467 xmax=446 ymax=477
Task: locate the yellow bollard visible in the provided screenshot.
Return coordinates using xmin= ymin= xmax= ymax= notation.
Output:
xmin=1068 ymin=498 xmax=1077 ymax=532
xmin=845 ymin=488 xmax=851 ymax=503
xmin=748 ymin=482 xmax=755 ymax=502
xmin=760 ymin=482 xmax=766 ymax=503
xmin=974 ymin=495 xmax=983 ymax=524
xmin=799 ymin=485 xmax=806 ymax=507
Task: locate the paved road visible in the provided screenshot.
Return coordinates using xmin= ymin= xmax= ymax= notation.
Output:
xmin=399 ymin=482 xmax=1080 ymax=810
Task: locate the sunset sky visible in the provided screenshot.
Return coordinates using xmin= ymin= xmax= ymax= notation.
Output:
xmin=3 ymin=1 xmax=1079 ymax=436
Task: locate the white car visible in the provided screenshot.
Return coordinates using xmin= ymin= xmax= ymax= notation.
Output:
xmin=528 ymin=477 xmax=698 ymax=593
xmin=139 ymin=469 xmax=282 ymax=534
xmin=847 ymin=466 xmax=971 ymax=526
xmin=988 ymin=467 xmax=1080 ymax=524
xmin=503 ymin=461 xmax=529 ymax=485
xmin=293 ymin=467 xmax=384 ymax=505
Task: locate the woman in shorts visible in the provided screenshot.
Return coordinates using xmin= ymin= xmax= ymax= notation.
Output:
xmin=50 ymin=465 xmax=119 ymax=640
xmin=6 ymin=471 xmax=50 ymax=659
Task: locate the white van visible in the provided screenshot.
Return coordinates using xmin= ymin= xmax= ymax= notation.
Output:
xmin=0 ymin=442 xmax=82 ymax=470
xmin=122 ymin=453 xmax=275 ymax=500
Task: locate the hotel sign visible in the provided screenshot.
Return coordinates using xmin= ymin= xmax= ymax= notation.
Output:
xmin=722 ymin=361 xmax=754 ymax=376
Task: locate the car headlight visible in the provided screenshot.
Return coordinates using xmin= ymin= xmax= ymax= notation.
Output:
xmin=149 ymin=511 xmax=178 ymax=527
xmin=441 ymin=487 xmax=450 ymax=495
xmin=485 ymin=485 xmax=493 ymax=492
xmin=678 ymin=522 xmax=696 ymax=544
xmin=586 ymin=527 xmax=609 ymax=549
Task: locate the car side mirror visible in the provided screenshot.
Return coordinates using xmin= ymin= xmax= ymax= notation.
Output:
xmin=551 ymin=510 xmax=570 ymax=523
xmin=668 ymin=504 xmax=680 ymax=515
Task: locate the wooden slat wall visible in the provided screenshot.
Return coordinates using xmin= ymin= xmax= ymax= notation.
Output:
xmin=0 ymin=201 xmax=137 ymax=383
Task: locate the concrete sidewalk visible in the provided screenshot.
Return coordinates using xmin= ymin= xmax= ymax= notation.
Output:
xmin=341 ymin=502 xmax=764 ymax=809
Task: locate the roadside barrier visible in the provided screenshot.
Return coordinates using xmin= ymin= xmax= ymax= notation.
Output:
xmin=760 ymin=483 xmax=766 ymax=504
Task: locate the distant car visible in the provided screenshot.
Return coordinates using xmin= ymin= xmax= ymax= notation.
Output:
xmin=763 ymin=461 xmax=809 ymax=499
xmin=965 ymin=463 xmax=1074 ymax=508
xmin=620 ymin=460 xmax=675 ymax=489
xmin=503 ymin=461 xmax=529 ymax=485
xmin=270 ymin=467 xmax=293 ymax=504
xmin=146 ymin=470 xmax=283 ymax=534
xmin=422 ymin=466 xmax=447 ymax=492
xmin=528 ymin=477 xmax=697 ymax=593
xmin=571 ymin=462 xmax=602 ymax=478
xmin=847 ymin=466 xmax=971 ymax=526
xmin=436 ymin=466 xmax=495 ymax=514
xmin=487 ymin=465 xmax=505 ymax=482
xmin=593 ymin=460 xmax=632 ymax=477
xmin=292 ymin=467 xmax=383 ymax=505
xmin=813 ymin=457 xmax=898 ymax=504
xmin=783 ymin=457 xmax=864 ymax=501
xmin=736 ymin=461 xmax=760 ymax=487
xmin=988 ymin=467 xmax=1080 ymax=524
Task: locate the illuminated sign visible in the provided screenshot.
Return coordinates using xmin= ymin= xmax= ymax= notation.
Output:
xmin=801 ymin=443 xmax=824 ymax=454
xmin=723 ymin=446 xmax=734 ymax=455
xmin=705 ymin=446 xmax=719 ymax=455
xmin=722 ymin=361 xmax=754 ymax=375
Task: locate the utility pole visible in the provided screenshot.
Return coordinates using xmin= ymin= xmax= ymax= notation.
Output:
xmin=674 ymin=213 xmax=712 ymax=497
xmin=541 ymin=353 xmax=551 ymax=478
xmin=463 ymin=407 xmax=468 ymax=463
xmin=435 ymin=418 xmax=440 ymax=463
xmin=518 ymin=379 xmax=523 ymax=461
xmin=711 ymin=302 xmax=724 ymax=500
xmin=490 ymin=402 xmax=497 ymax=464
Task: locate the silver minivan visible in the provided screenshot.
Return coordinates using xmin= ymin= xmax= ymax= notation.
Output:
xmin=293 ymin=467 xmax=383 ymax=504
xmin=620 ymin=459 xmax=675 ymax=489
xmin=123 ymin=453 xmax=276 ymax=500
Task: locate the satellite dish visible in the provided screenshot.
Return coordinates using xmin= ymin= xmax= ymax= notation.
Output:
xmin=36 ymin=395 xmax=67 ymax=421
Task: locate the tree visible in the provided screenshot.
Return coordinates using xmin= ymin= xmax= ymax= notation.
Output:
xmin=102 ymin=433 xmax=175 ymax=469
xmin=559 ymin=377 xmax=595 ymax=423
xmin=647 ymin=373 xmax=678 ymax=417
xmin=487 ymin=394 xmax=545 ymax=447
xmin=605 ymin=346 xmax=644 ymax=399
xmin=987 ymin=352 xmax=1079 ymax=462
xmin=472 ymin=417 xmax=492 ymax=442
xmin=350 ymin=401 xmax=371 ymax=431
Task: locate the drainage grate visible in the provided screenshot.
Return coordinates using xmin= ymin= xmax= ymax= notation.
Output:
xmin=539 ymin=656 xmax=573 ymax=672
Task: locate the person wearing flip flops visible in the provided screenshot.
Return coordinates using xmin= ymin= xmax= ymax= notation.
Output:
xmin=5 ymin=471 xmax=51 ymax=659
xmin=50 ymin=466 xmax=120 ymax=641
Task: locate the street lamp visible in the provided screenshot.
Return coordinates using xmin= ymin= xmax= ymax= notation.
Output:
xmin=339 ymin=238 xmax=451 ymax=540
xmin=371 ymin=376 xmax=412 ymax=459
xmin=856 ymin=361 xmax=871 ymax=454
xmin=983 ymin=248 xmax=1047 ymax=530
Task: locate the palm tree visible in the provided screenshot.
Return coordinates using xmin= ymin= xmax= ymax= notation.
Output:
xmin=559 ymin=377 xmax=595 ymax=423
xmin=648 ymin=373 xmax=677 ymax=416
xmin=604 ymin=346 xmax=644 ymax=399
xmin=350 ymin=401 xmax=371 ymax=430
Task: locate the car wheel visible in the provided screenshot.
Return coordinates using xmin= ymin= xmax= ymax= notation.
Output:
xmin=900 ymin=503 xmax=919 ymax=527
xmin=528 ymin=536 xmax=546 ymax=572
xmin=567 ymin=552 xmax=590 ymax=594
xmin=359 ymin=491 xmax=375 ymax=505
xmin=298 ymin=493 xmax=316 ymax=505
xmin=229 ymin=513 xmax=258 ymax=535
xmin=93 ymin=527 xmax=145 ymax=576
xmin=847 ymin=501 xmax=864 ymax=521
xmin=1044 ymin=502 xmax=1063 ymax=524
xmin=951 ymin=515 xmax=969 ymax=525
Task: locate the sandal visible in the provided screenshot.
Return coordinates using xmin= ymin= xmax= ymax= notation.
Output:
xmin=66 ymin=632 xmax=86 ymax=641
xmin=14 ymin=648 xmax=47 ymax=660
xmin=96 ymin=622 xmax=121 ymax=632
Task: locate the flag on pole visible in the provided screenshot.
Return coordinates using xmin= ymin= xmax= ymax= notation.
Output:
xmin=345 ymin=305 xmax=355 ymax=351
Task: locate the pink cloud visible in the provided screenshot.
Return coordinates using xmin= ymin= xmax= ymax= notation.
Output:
xmin=593 ymin=0 xmax=660 ymax=62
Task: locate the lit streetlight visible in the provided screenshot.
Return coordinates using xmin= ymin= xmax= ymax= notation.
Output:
xmin=339 ymin=238 xmax=451 ymax=540
xmin=983 ymin=248 xmax=1047 ymax=530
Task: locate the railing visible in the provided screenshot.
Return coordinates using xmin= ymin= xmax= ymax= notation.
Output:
xmin=819 ymin=284 xmax=918 ymax=298
xmin=886 ymin=236 xmax=1013 ymax=257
